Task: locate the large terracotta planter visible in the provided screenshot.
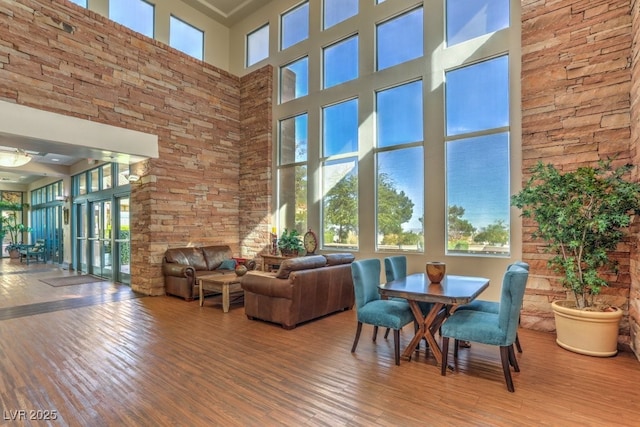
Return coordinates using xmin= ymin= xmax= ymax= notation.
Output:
xmin=552 ymin=300 xmax=623 ymax=357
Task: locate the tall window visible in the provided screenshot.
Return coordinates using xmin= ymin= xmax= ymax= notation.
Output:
xmin=281 ymin=2 xmax=309 ymax=50
xmin=446 ymin=0 xmax=510 ymax=46
xmin=376 ymin=81 xmax=424 ymax=251
xmin=270 ymin=1 xmax=516 ymax=258
xmin=376 ymin=7 xmax=423 ymax=71
xmin=323 ymin=0 xmax=358 ymax=29
xmin=109 ymin=0 xmax=154 ymax=38
xmin=445 ymin=56 xmax=510 ymax=255
xmin=170 ymin=16 xmax=204 ymax=60
xmin=278 ymin=114 xmax=308 ymax=233
xmin=322 ymin=99 xmax=359 ymax=249
xmin=247 ymin=24 xmax=269 ymax=67
xmin=323 ymin=35 xmax=358 ymax=89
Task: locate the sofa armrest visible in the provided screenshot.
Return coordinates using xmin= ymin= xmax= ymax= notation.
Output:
xmin=163 ymin=262 xmax=195 ymax=279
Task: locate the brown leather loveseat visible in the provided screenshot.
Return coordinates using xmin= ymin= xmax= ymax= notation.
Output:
xmin=163 ymin=245 xmax=239 ymax=300
xmin=240 ymin=253 xmax=355 ymax=329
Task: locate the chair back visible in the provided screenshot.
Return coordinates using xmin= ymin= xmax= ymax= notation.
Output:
xmin=509 ymin=261 xmax=529 ymax=271
xmin=351 ymin=259 xmax=382 ymax=310
xmin=497 ymin=265 xmax=529 ymax=345
xmin=384 ymin=256 xmax=407 ymax=283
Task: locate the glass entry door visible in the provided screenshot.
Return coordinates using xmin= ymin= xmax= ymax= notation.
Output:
xmin=114 ymin=197 xmax=130 ymax=285
xmin=75 ymin=198 xmax=130 ymax=284
xmin=89 ymin=200 xmax=112 ymax=279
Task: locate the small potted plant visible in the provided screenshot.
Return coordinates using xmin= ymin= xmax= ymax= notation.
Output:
xmin=511 ymin=160 xmax=640 ymax=356
xmin=277 ymin=229 xmax=304 ymax=257
xmin=1 ymin=209 xmax=31 ymax=259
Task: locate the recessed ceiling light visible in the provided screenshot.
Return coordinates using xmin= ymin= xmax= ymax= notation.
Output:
xmin=51 ymin=158 xmax=60 ymax=162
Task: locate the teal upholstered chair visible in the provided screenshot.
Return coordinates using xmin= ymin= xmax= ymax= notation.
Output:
xmin=440 ymin=265 xmax=529 ymax=392
xmin=454 ymin=261 xmax=529 ymax=352
xmin=351 ymin=258 xmax=415 ymax=365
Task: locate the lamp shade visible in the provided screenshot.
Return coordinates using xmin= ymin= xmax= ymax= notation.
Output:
xmin=0 ymin=149 xmax=31 ymax=167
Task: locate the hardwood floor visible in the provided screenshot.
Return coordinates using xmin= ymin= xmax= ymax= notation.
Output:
xmin=1 ymin=259 xmax=639 ymax=426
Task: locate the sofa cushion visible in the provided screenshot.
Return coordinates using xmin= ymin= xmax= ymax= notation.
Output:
xmin=324 ymin=253 xmax=355 ymax=266
xmin=218 ymin=259 xmax=237 ymax=270
xmin=165 ymin=247 xmax=207 ymax=271
xmin=201 ymin=245 xmax=233 ymax=270
xmin=275 ymin=255 xmax=327 ymax=279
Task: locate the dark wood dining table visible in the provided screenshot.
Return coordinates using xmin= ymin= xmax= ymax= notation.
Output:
xmin=378 ymin=273 xmax=490 ymax=366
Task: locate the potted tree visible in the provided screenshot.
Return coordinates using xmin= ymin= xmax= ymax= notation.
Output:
xmin=1 ymin=207 xmax=31 ymax=259
xmin=511 ymin=160 xmax=640 ymax=356
xmin=277 ymin=229 xmax=304 ymax=257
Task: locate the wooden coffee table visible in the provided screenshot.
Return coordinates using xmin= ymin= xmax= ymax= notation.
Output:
xmin=198 ymin=274 xmax=243 ymax=312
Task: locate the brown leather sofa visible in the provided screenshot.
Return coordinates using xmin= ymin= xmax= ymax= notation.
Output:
xmin=240 ymin=253 xmax=355 ymax=329
xmin=163 ymin=245 xmax=244 ymax=300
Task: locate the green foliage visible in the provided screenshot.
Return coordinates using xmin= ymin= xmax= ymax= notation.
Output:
xmin=377 ymin=173 xmax=414 ymax=235
xmin=473 ymin=220 xmax=509 ymax=246
xmin=324 ymin=173 xmax=358 ymax=243
xmin=448 ymin=205 xmax=476 ymax=241
xmin=1 ymin=209 xmax=32 ymax=252
xmin=511 ymin=160 xmax=640 ymax=308
xmin=278 ymin=229 xmax=304 ymax=255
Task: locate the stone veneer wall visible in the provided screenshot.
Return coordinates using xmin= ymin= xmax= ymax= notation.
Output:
xmin=239 ymin=66 xmax=273 ymax=259
xmin=0 ymin=0 xmax=271 ymax=296
xmin=630 ymin=0 xmax=640 ymax=358
xmin=521 ymin=0 xmax=637 ymax=352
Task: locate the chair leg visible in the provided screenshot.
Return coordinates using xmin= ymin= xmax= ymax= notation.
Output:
xmin=372 ymin=325 xmax=379 ymax=342
xmin=453 ymin=339 xmax=459 ymax=358
xmin=393 ymin=329 xmax=401 ymax=365
xmin=500 ymin=346 xmax=515 ymax=392
xmin=384 ymin=328 xmax=390 ymax=339
xmin=441 ymin=337 xmax=450 ymax=376
xmin=508 ymin=345 xmax=520 ymax=372
xmin=515 ymin=333 xmax=523 ymax=353
xmin=351 ymin=322 xmax=363 ymax=353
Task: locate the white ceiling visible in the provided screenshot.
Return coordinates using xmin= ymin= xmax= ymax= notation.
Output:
xmin=0 ymin=0 xmax=269 ymax=186
xmin=181 ymin=0 xmax=269 ymax=25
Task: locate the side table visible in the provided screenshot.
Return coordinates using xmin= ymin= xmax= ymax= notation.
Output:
xmin=199 ymin=274 xmax=243 ymax=312
xmin=261 ymin=254 xmax=291 ymax=272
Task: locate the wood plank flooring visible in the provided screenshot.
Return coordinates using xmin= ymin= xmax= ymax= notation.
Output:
xmin=0 ymin=259 xmax=639 ymax=426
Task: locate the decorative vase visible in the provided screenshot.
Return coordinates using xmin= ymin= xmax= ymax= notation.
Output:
xmin=425 ymin=261 xmax=446 ymax=283
xmin=235 ymin=264 xmax=248 ymax=276
xmin=552 ymin=300 xmax=622 ymax=357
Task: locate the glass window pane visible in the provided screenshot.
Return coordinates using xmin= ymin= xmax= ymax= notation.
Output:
xmin=446 ymin=133 xmax=510 ymax=255
xmin=323 ymin=36 xmax=358 ymax=89
xmin=323 ymin=99 xmax=358 ymax=156
xmin=281 ymin=2 xmax=309 ymax=50
xmin=280 ymin=114 xmax=308 ymax=164
xmin=447 ymin=0 xmax=510 ymax=46
xmin=280 ymin=57 xmax=308 ymax=102
xmin=103 ymin=164 xmax=112 ymax=190
xmin=109 ymin=0 xmax=154 ymax=38
xmin=323 ymin=158 xmax=358 ymax=249
xmin=279 ymin=165 xmax=307 ymax=233
xmin=69 ymin=0 xmax=87 ymax=7
xmin=78 ymin=174 xmax=87 ymax=195
xmin=377 ymin=80 xmax=423 ymax=148
xmin=446 ymin=55 xmax=509 ymax=136
xmin=324 ymin=0 xmax=358 ymax=29
xmin=377 ymin=147 xmax=424 ymax=251
xmin=90 ymin=169 xmax=99 ymax=193
xmin=247 ymin=24 xmax=269 ymax=66
xmin=377 ymin=7 xmax=423 ymax=71
xmin=117 ymin=163 xmax=130 ymax=186
xmin=170 ymin=16 xmax=204 ymax=60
